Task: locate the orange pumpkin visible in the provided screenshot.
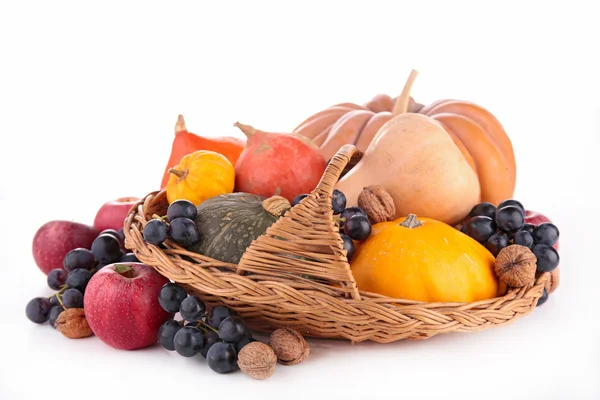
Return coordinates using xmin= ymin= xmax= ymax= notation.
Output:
xmin=293 ymin=70 xmax=516 ymax=206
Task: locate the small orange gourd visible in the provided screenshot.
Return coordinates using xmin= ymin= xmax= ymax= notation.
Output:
xmin=350 ymin=214 xmax=502 ymax=303
xmin=166 ymin=150 xmax=235 ymax=206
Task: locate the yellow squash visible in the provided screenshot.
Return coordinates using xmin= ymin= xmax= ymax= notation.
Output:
xmin=166 ymin=150 xmax=235 ymax=205
xmin=350 ymin=214 xmax=502 ymax=303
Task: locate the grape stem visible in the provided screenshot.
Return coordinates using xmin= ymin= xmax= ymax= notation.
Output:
xmin=334 ymin=216 xmax=346 ymax=227
xmin=188 ymin=314 xmax=219 ymax=334
xmin=151 ymin=214 xmax=169 ymax=223
xmin=48 ymin=285 xmax=68 ymax=305
xmin=198 ymin=319 xmax=219 ymax=334
xmin=179 ymin=314 xmax=220 ymax=335
xmin=50 ymin=287 xmax=68 ymax=311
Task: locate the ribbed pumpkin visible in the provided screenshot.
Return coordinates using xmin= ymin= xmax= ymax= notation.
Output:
xmin=350 ymin=214 xmax=502 ymax=303
xmin=293 ymin=70 xmax=516 ymax=206
xmin=188 ymin=193 xmax=291 ymax=264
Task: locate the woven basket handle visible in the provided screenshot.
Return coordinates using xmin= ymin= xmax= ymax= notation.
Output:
xmin=314 ymin=144 xmax=359 ymax=197
xmin=237 ymin=144 xmax=362 ymax=301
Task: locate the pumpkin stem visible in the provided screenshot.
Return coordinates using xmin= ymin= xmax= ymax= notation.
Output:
xmin=399 ymin=213 xmax=423 ymax=228
xmin=233 ymin=122 xmax=258 ymax=138
xmin=392 ymin=69 xmax=419 ymax=116
xmin=168 ymin=168 xmax=188 ymax=182
xmin=262 ymin=195 xmax=291 ymax=217
xmin=175 ymin=114 xmax=187 ymax=134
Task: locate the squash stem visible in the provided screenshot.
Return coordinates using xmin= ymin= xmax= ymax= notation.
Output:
xmin=392 ymin=69 xmax=419 ymax=116
xmin=168 ymin=168 xmax=188 ymax=182
xmin=175 ymin=114 xmax=187 ymax=134
xmin=400 ymin=213 xmax=422 ymax=228
xmin=262 ymin=195 xmax=291 ymax=217
xmin=233 ymin=122 xmax=258 ymax=138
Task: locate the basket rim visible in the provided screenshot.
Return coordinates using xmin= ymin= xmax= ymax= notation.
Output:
xmin=124 ymin=190 xmax=548 ymax=307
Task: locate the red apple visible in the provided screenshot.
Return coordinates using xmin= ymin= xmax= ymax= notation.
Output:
xmin=525 ymin=210 xmax=559 ymax=250
xmin=93 ymin=197 xmax=140 ymax=232
xmin=84 ymin=263 xmax=172 ymax=350
xmin=32 ymin=220 xmax=100 ymax=275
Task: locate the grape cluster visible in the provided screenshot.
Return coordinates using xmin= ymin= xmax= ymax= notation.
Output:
xmin=292 ymin=190 xmax=372 ymax=261
xmin=25 ymin=229 xmax=139 ymax=326
xmin=143 ymin=200 xmax=200 ymax=248
xmin=157 ymin=282 xmax=254 ymax=374
xmin=462 ymin=199 xmax=560 ymax=305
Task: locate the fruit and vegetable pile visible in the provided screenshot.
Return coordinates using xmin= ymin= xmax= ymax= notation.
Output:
xmin=25 ymin=70 xmax=561 ymax=379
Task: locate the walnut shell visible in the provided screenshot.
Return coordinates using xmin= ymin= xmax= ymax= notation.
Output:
xmin=494 ymin=245 xmax=537 ymax=287
xmin=55 ymin=308 xmax=93 ymax=339
xmin=357 ymin=185 xmax=396 ymax=224
xmin=237 ymin=341 xmax=277 ymax=380
xmin=268 ymin=328 xmax=310 ymax=365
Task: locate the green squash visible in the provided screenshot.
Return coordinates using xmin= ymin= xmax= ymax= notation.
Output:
xmin=189 ymin=193 xmax=291 ymax=264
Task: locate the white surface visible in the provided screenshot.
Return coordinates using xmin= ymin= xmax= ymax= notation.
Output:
xmin=1 ymin=1 xmax=599 ymax=399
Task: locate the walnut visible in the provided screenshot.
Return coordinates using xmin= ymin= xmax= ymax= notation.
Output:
xmin=357 ymin=185 xmax=396 ymax=224
xmin=237 ymin=341 xmax=277 ymax=380
xmin=55 ymin=308 xmax=93 ymax=339
xmin=494 ymin=245 xmax=537 ymax=287
xmin=268 ymin=328 xmax=310 ymax=365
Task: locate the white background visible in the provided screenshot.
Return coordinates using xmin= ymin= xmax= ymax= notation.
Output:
xmin=1 ymin=1 xmax=599 ymax=399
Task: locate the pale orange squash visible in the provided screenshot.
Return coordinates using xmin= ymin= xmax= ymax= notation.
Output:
xmin=335 ymin=113 xmax=481 ymax=225
xmin=293 ymin=70 xmax=516 ymax=206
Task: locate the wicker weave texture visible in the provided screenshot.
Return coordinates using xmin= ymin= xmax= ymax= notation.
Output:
xmin=124 ymin=144 xmax=548 ymax=343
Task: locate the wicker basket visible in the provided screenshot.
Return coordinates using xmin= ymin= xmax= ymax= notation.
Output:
xmin=123 ymin=144 xmax=548 ymax=343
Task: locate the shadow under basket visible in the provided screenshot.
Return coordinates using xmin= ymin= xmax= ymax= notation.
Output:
xmin=124 ymin=144 xmax=548 ymax=344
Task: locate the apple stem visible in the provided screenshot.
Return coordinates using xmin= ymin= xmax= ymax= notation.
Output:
xmin=114 ymin=264 xmax=135 ymax=278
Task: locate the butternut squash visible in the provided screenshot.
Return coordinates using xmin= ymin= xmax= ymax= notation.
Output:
xmin=335 ymin=113 xmax=481 ymax=225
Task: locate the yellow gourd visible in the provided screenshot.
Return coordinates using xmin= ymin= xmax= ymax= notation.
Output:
xmin=350 ymin=214 xmax=502 ymax=303
xmin=166 ymin=150 xmax=235 ymax=205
